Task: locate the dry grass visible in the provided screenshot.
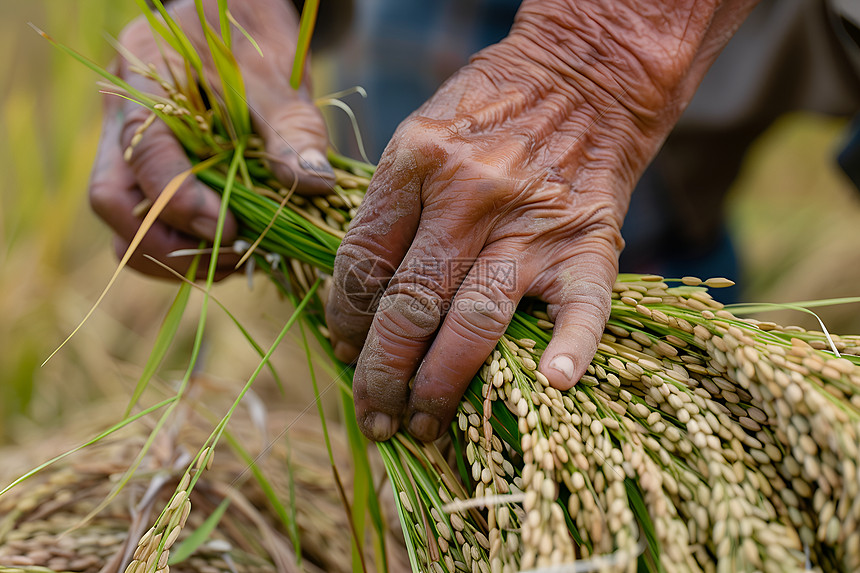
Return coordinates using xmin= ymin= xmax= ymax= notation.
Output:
xmin=0 ymin=381 xmax=409 ymax=573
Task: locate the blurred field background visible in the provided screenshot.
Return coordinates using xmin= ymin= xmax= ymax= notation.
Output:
xmin=0 ymin=1 xmax=328 ymax=449
xmin=2 ymin=0 xmax=860 ymax=448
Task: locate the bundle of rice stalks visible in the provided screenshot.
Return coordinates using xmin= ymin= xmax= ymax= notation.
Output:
xmin=0 ymin=382 xmax=408 ymax=573
xmin=435 ymin=278 xmax=860 ymax=573
xmin=23 ymin=3 xmax=860 ymax=572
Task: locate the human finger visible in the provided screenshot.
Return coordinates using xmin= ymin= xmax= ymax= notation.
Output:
xmin=253 ymin=94 xmax=335 ymax=195
xmin=404 ymin=248 xmax=526 ymax=441
xmin=351 ymin=217 xmax=487 ymax=442
xmin=324 ymin=152 xmax=422 ymax=363
xmin=91 ymin=97 xmax=239 ymax=278
xmin=538 ymin=242 xmax=619 ymax=390
xmin=119 ymin=74 xmax=237 ymax=244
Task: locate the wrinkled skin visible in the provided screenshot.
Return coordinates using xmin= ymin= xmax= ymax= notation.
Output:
xmin=89 ymin=0 xmax=331 ymax=278
xmin=325 ymin=0 xmax=759 ymax=442
xmin=92 ymin=0 xmax=758 ymax=442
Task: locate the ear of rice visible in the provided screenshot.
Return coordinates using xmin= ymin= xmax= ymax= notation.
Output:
xmin=14 ymin=6 xmax=860 ymax=572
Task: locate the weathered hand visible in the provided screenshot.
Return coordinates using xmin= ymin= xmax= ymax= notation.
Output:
xmin=325 ymin=0 xmax=758 ymax=442
xmin=90 ymin=0 xmax=331 ymax=278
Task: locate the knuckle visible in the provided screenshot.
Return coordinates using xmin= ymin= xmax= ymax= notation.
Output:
xmin=329 ymin=243 xmax=396 ymax=329
xmin=578 ymin=190 xmax=626 ymax=229
xmin=582 ymin=212 xmax=625 ymax=245
xmin=283 ymin=100 xmax=327 ymax=130
xmin=352 ymin=329 xmax=413 ymax=416
xmin=449 ymin=289 xmax=513 ymax=340
xmin=333 ymin=242 xmax=394 ymax=298
xmin=392 ymin=259 xmax=450 ymax=298
xmin=118 ymin=106 xmax=156 ymax=151
xmin=565 ymin=280 xmax=613 ymax=325
xmin=376 ymin=288 xmax=442 ymax=342
xmin=88 ymin=179 xmax=115 ymax=213
xmin=266 ymin=104 xmax=329 ymax=145
xmin=89 ymin=174 xmax=127 ymax=220
xmin=572 ymin=219 xmax=625 ymax=256
xmin=581 ymin=223 xmax=625 ymax=265
xmin=461 ymin=257 xmax=519 ymax=293
xmin=539 ymin=211 xmax=625 ymax=258
xmin=324 ymin=295 xmax=372 ymax=344
xmin=382 ymin=118 xmax=449 ymax=169
xmin=393 ymin=116 xmax=433 ymax=141
xmin=327 ymin=301 xmax=369 ymax=337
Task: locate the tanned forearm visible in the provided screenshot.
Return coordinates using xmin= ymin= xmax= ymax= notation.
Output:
xmin=444 ymin=0 xmax=761 ymax=191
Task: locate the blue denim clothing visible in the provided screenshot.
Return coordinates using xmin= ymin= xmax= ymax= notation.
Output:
xmin=330 ymin=0 xmax=520 ymax=161
xmin=839 ymin=119 xmax=860 ymax=190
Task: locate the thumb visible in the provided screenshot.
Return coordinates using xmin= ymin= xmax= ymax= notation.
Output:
xmin=253 ymin=95 xmax=334 ymax=195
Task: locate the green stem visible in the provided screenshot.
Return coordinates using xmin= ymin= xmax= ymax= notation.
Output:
xmin=290 ymin=0 xmax=319 ymax=89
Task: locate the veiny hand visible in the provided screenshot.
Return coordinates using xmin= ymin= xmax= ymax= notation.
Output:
xmin=325 ymin=0 xmax=759 ymax=442
xmin=90 ymin=0 xmax=332 ymax=278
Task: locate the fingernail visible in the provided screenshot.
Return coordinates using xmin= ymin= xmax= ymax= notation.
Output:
xmin=334 ymin=340 xmax=360 ymax=363
xmin=549 ymin=354 xmax=575 ymax=382
xmin=299 ymin=149 xmax=334 ymax=176
xmin=408 ymin=412 xmax=441 ymax=442
xmin=190 ymin=217 xmax=219 ymax=240
xmin=364 ymin=412 xmax=396 ymax=442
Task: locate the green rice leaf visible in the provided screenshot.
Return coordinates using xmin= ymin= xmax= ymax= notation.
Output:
xmin=289 ymin=0 xmax=318 ymax=89
xmin=340 ymin=383 xmax=371 ymax=573
xmin=216 ymin=0 xmax=231 ymax=48
xmin=625 ymin=479 xmax=664 ymax=573
xmin=203 ymin=278 xmax=322 ymax=459
xmin=726 ymin=300 xmax=857 ymax=356
xmin=130 ymin=0 xmax=187 ymax=59
xmin=448 ymin=427 xmax=471 ymax=495
xmin=42 ymin=153 xmax=226 ymax=367
xmin=124 ymin=257 xmax=198 ymax=418
xmin=140 ymin=254 xmax=286 ymax=392
xmin=220 ymin=431 xmax=299 ymax=562
xmin=32 ymin=24 xmax=153 ymax=107
xmin=378 ymin=444 xmax=421 ymax=572
xmin=76 ymin=143 xmax=238 ymax=526
xmin=227 ymin=10 xmax=263 ymax=57
xmin=0 ymin=398 xmax=176 ymax=497
xmin=283 ymin=435 xmax=301 ymax=564
xmin=725 ymin=296 xmax=860 ymax=315
xmin=199 ymin=13 xmax=250 ymax=137
xmin=146 ymin=0 xmax=204 ymax=73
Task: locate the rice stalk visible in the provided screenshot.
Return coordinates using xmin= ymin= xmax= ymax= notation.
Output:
xmin=13 ymin=4 xmax=860 ymax=573
xmin=0 ymin=387 xmax=409 ymax=573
